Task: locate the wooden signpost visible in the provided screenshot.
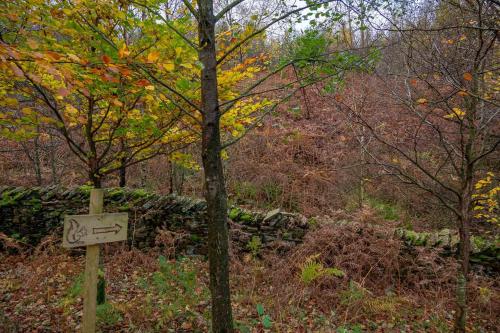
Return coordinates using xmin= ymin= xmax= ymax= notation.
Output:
xmin=62 ymin=189 xmax=128 ymax=333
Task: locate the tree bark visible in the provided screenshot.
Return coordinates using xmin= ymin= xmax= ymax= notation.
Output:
xmin=454 ymin=177 xmax=473 ymax=332
xmin=119 ymin=160 xmax=126 ymax=187
xmin=90 ymin=177 xmax=106 ymax=306
xmin=198 ymin=0 xmax=234 ymax=331
xmin=32 ymin=135 xmax=42 ymax=186
xmin=49 ymin=136 xmax=58 ymax=185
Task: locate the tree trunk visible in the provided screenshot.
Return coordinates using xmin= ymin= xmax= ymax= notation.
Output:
xmin=169 ymin=161 xmax=175 ymax=194
xmin=89 ymin=171 xmax=102 ymax=188
xmin=119 ymin=159 xmax=126 ymax=187
xmin=198 ymin=0 xmax=234 ymax=331
xmin=454 ymin=189 xmax=472 ymax=332
xmin=90 ymin=174 xmax=105 ymax=306
xmin=119 ymin=140 xmax=127 ymax=187
xmin=32 ymin=135 xmax=43 ymax=186
xmin=49 ymin=136 xmax=58 ymax=185
xmin=140 ymin=163 xmax=147 ymax=187
xmin=291 ymin=63 xmax=311 ymax=120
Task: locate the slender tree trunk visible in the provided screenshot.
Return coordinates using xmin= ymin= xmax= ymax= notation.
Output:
xmin=169 ymin=161 xmax=175 ymax=194
xmin=49 ymin=136 xmax=58 ymax=185
xmin=454 ymin=173 xmax=473 ymax=332
xmin=90 ymin=176 xmax=106 ymax=305
xmin=32 ymin=135 xmax=42 ymax=186
xmin=119 ymin=160 xmax=126 ymax=187
xmin=359 ymin=140 xmax=365 ymax=209
xmin=22 ymin=135 xmax=42 ymax=186
xmin=198 ymin=0 xmax=234 ymax=331
xmin=291 ymin=64 xmax=311 ymax=119
xmin=119 ymin=139 xmax=127 ymax=187
xmin=455 ymin=207 xmax=471 ymax=332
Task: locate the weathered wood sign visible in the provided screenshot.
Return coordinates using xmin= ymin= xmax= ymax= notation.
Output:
xmin=62 ymin=189 xmax=128 ymax=333
xmin=62 ymin=213 xmax=128 ymax=248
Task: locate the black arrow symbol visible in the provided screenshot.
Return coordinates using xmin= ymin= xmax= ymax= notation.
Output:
xmin=92 ymin=224 xmax=122 ymax=235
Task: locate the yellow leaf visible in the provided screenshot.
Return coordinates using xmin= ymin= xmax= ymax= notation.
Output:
xmin=21 ymin=107 xmax=33 ymax=115
xmin=145 ymin=85 xmax=155 ymax=91
xmin=147 ymin=51 xmax=160 ymax=63
xmin=118 ymin=44 xmax=130 ymax=58
xmin=65 ymin=104 xmax=78 ymax=114
xmin=4 ymin=97 xmax=19 ymax=107
xmin=416 ymin=98 xmax=427 ymax=104
xmin=162 ymin=63 xmax=175 ymax=71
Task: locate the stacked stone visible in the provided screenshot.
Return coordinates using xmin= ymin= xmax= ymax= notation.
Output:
xmin=0 ymin=186 xmax=496 ymax=271
xmin=0 ymin=186 xmax=309 ymax=254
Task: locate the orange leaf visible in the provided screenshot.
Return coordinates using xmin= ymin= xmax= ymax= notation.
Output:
xmin=136 ymin=79 xmax=150 ymax=87
xmin=102 ymin=55 xmax=111 ymax=64
xmin=45 ymin=51 xmax=61 ymax=61
xmin=463 ymin=72 xmax=473 ymax=81
xmin=119 ymin=67 xmax=132 ymax=77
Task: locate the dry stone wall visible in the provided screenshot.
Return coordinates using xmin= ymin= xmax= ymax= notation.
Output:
xmin=0 ymin=186 xmax=497 ymax=272
xmin=0 ymin=186 xmax=308 ymax=254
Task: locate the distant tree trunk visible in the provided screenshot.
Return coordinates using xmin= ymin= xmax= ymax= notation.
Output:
xmin=169 ymin=161 xmax=175 ymax=194
xmin=198 ymin=0 xmax=234 ymax=331
xmin=119 ymin=139 xmax=127 ymax=187
xmin=49 ymin=135 xmax=58 ymax=185
xmin=140 ymin=163 xmax=147 ymax=188
xmin=33 ymin=135 xmax=42 ymax=186
xmin=21 ymin=135 xmax=43 ymax=186
xmin=359 ymin=138 xmax=365 ymax=209
xmin=119 ymin=159 xmax=126 ymax=187
xmin=291 ymin=63 xmax=311 ymax=119
xmin=169 ymin=161 xmax=185 ymax=195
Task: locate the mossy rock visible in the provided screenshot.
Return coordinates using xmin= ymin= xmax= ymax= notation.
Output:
xmin=239 ymin=212 xmax=255 ymax=223
xmin=228 ymin=207 xmax=241 ymax=220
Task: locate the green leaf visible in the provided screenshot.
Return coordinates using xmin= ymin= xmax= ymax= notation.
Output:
xmin=256 ymin=303 xmax=264 ymax=316
xmin=262 ymin=315 xmax=272 ymax=329
xmin=175 ymin=78 xmax=191 ymax=91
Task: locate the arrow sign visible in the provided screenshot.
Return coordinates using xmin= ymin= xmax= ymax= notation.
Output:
xmin=93 ymin=224 xmax=122 ymax=235
xmin=62 ymin=213 xmax=128 ymax=248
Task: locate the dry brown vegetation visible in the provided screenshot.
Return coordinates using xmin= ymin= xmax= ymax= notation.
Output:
xmin=1 ymin=212 xmax=498 ymax=332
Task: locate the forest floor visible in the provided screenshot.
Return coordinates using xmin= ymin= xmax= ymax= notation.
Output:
xmin=0 ymin=212 xmax=498 ymax=332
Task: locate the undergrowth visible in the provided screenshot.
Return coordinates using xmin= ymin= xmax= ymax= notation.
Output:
xmin=0 ymin=222 xmax=498 ymax=332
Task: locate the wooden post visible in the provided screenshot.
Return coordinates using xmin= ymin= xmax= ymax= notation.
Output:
xmin=82 ymin=189 xmax=103 ymax=333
